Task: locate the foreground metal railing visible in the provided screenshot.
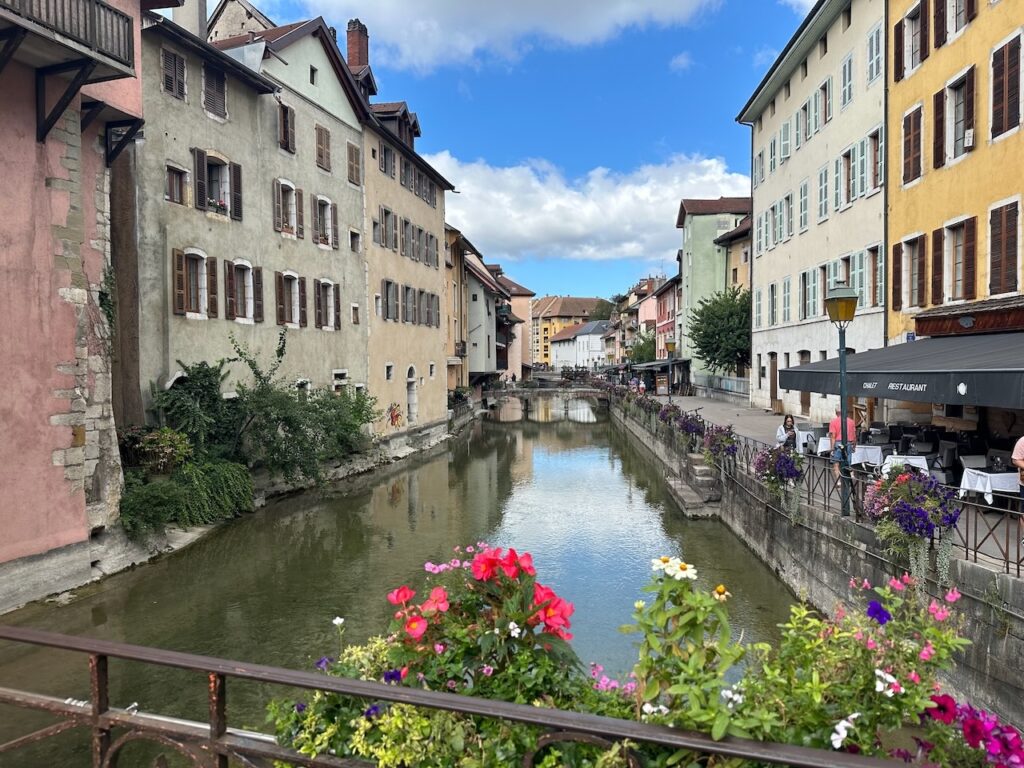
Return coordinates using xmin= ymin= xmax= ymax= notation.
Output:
xmin=0 ymin=0 xmax=133 ymax=66
xmin=0 ymin=625 xmax=900 ymax=767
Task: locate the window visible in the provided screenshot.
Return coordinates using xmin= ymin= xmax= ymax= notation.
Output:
xmin=769 ymin=137 xmax=777 ymax=173
xmin=378 ymin=207 xmax=397 ymax=250
xmin=817 ymin=165 xmax=829 ymax=220
xmin=819 ymin=34 xmax=828 ymax=58
xmin=225 ymin=260 xmax=260 ymax=322
xmin=171 ymin=249 xmax=217 ymax=318
xmin=278 ymin=104 xmax=296 ymax=153
xmin=782 ymin=277 xmax=791 ymax=322
xmin=902 ymin=106 xmax=923 ymax=183
xmin=991 ymin=36 xmax=1022 ymax=140
xmin=770 ymin=99 xmax=776 ymax=117
xmin=314 ymin=279 xmax=338 ymax=330
xmin=185 ymin=253 xmax=203 ymax=314
xmin=161 ymin=49 xmax=185 ymax=99
xmin=784 ymin=193 xmax=794 ymax=238
xmin=273 ymin=181 xmax=302 ymax=235
xmin=378 ymin=140 xmax=395 ymax=176
xmin=850 ymin=251 xmax=867 ymax=306
xmin=775 ymin=202 xmax=784 ymax=243
xmin=309 ymin=65 xmax=318 ymax=85
xmin=867 ymin=23 xmax=883 ymax=83
xmin=347 ymin=143 xmax=362 ymax=186
xmin=332 ymin=370 xmax=349 ymax=393
xmin=386 ymin=364 xmax=394 ymax=381
xmin=315 ymin=125 xmax=331 ymax=171
xmin=907 ymin=238 xmax=923 ymax=307
xmin=756 ymin=150 xmax=765 ymax=183
xmin=350 ymin=230 xmax=361 ymax=253
xmin=839 ymin=145 xmax=858 ymax=206
xmin=819 ymin=77 xmax=833 ymax=124
xmin=841 ymin=54 xmax=854 ymax=107
xmin=799 ymin=269 xmax=819 ymax=319
xmin=754 ymin=288 xmax=762 ymax=328
xmin=784 ymin=82 xmax=791 ymax=100
xmin=869 ymin=245 xmax=883 ymax=306
xmin=380 ymin=279 xmax=399 ymax=321
xmin=951 ymin=76 xmax=968 ymax=159
xmin=755 ymin=215 xmax=763 ymax=254
xmin=795 ymin=109 xmax=803 ymax=149
xmin=316 ymin=198 xmax=330 ymax=245
xmin=208 ymin=159 xmax=227 ymax=211
xmin=906 ymin=5 xmax=924 ymax=72
xmin=798 ymin=179 xmax=809 ymax=231
xmin=732 ymin=267 xmax=738 ymax=285
xmin=275 ymin=272 xmax=301 ymax=326
xmin=947 ymin=222 xmax=966 ymax=299
xmin=990 ymin=201 xmax=1020 ymax=295
xmin=203 ymin=65 xmax=226 ymax=118
xmin=165 ymin=166 xmax=185 ymax=204
xmin=429 ymin=362 xmax=436 ymax=378
xmin=351 ymin=304 xmax=360 ymax=324
xmin=869 ymin=126 xmax=885 ymax=189
xmin=833 ymin=157 xmax=842 ymax=210
xmin=780 ymin=120 xmax=791 ymax=161
xmin=800 ymin=100 xmax=811 ymax=142
xmin=801 ymin=58 xmax=808 ymax=79
xmin=192 ymin=153 xmax=242 ymax=220
xmin=768 ymin=283 xmax=777 ymax=325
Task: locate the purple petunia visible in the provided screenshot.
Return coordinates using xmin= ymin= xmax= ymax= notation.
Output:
xmin=294 ymin=702 xmax=306 ymax=714
xmin=363 ymin=704 xmax=381 ymax=719
xmin=315 ymin=656 xmax=333 ymax=671
xmin=866 ymin=600 xmax=892 ymax=625
xmin=382 ymin=669 xmax=402 ymax=684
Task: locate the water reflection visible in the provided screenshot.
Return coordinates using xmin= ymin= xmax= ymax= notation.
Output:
xmin=491 ymin=394 xmax=601 ymax=423
xmin=0 ymin=419 xmax=795 ymax=766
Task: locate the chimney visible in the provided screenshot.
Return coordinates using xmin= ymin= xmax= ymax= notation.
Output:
xmin=328 ymin=26 xmax=337 ymax=41
xmin=347 ymin=18 xmax=368 ymax=67
xmin=173 ymin=0 xmax=209 ymax=41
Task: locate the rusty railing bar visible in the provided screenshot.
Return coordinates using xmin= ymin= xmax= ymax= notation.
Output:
xmin=0 ymin=719 xmax=81 ymax=754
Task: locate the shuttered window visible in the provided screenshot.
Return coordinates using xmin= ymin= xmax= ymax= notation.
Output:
xmin=347 ymin=143 xmax=361 ymax=185
xmin=203 ymin=65 xmax=226 ymax=118
xmin=931 ymin=228 xmax=944 ymax=305
xmin=315 ymin=125 xmax=331 ymax=171
xmin=992 ymin=36 xmax=1022 ymax=139
xmin=902 ymin=107 xmax=922 ymax=184
xmin=161 ymin=50 xmax=186 ymax=99
xmin=989 ymin=201 xmax=1020 ymax=295
xmin=279 ymin=105 xmax=296 ymax=153
xmin=230 ymin=162 xmax=242 ymax=221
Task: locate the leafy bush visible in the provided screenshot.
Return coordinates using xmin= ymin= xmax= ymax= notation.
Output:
xmin=119 ymin=479 xmax=187 ymax=541
xmin=151 ymin=360 xmax=233 ymax=451
xmin=752 ymin=445 xmax=805 ymax=498
xmin=172 ymin=460 xmax=253 ymax=527
xmin=138 ymin=427 xmax=192 ymax=475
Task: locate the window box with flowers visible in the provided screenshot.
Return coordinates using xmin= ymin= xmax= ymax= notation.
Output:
xmin=208 ymin=198 xmax=228 ymax=215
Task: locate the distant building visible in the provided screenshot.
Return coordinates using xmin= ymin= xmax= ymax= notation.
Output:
xmin=549 ymin=321 xmax=609 ymax=370
xmin=531 ymin=296 xmax=604 ymax=366
xmin=497 ymin=274 xmax=535 ymax=382
xmin=444 ymin=226 xmax=471 ymax=391
xmin=714 ymin=215 xmax=752 ymax=291
xmin=465 ymin=249 xmax=507 ymax=384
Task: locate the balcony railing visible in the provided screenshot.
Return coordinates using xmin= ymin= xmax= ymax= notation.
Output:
xmin=0 ymin=0 xmax=134 ymax=67
xmin=454 ymin=340 xmax=467 ymax=357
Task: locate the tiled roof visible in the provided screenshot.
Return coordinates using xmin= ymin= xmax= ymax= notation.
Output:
xmin=211 ymin=19 xmax=311 ymax=49
xmin=549 ymin=323 xmax=585 ymax=343
xmin=713 ymin=214 xmax=752 ymax=246
xmin=531 ymin=295 xmax=604 ymax=319
xmin=914 ymin=294 xmax=1024 ymax=318
xmin=497 ymin=275 xmax=535 ymax=297
xmin=371 ymin=101 xmax=407 ymax=114
xmin=676 ymin=197 xmax=752 ymax=228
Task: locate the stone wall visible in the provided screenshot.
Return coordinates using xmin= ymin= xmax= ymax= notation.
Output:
xmin=609 ymin=402 xmax=1024 ymax=727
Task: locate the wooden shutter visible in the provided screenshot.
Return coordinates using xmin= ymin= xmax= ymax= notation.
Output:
xmin=323 ymin=128 xmax=331 ymax=170
xmin=205 ymin=68 xmax=225 ymax=116
xmin=931 ymin=229 xmax=944 ymax=305
xmin=331 ymin=202 xmax=339 ymax=250
xmin=993 ymin=44 xmax=1007 ymax=138
xmin=965 ymin=66 xmax=975 ymax=145
xmin=296 ymin=189 xmax=304 ymax=238
xmin=172 ymin=249 xmax=186 ymax=315
xmin=224 ymin=260 xmax=236 ymax=320
xmin=347 ymin=143 xmax=360 ymax=185
xmin=278 ymin=105 xmax=288 ymax=149
xmin=275 ymin=271 xmax=285 ymax=325
xmin=911 ymin=109 xmax=922 ymax=180
xmin=891 ymin=243 xmax=903 ymax=310
xmin=230 ymin=163 xmax=242 ymax=221
xmin=392 ymin=283 xmax=399 ymax=320
xmin=253 ymin=267 xmax=264 ymax=322
xmin=174 ymin=53 xmax=185 ymax=99
xmin=381 ymin=279 xmax=389 ymax=319
xmin=916 ymin=235 xmax=927 ymax=306
xmin=334 ymin=285 xmax=341 ymax=330
xmin=990 ymin=207 xmax=1004 ymax=294
xmin=272 ymin=179 xmax=282 ymax=231
xmin=193 ymin=148 xmax=207 ymax=210
xmin=315 ymin=126 xmax=325 ymax=168
xmin=966 ymin=0 xmax=976 ymax=20
xmin=313 ymin=279 xmax=323 ymax=328
xmin=1008 ymin=203 xmax=1020 ymax=292
xmin=920 ymin=0 xmax=929 ymax=62
xmin=894 ymin=20 xmax=904 ymax=83
xmin=162 ymin=50 xmax=175 ymax=94
xmin=1009 ymin=37 xmax=1022 ymax=134
xmin=311 ymin=197 xmax=319 ymax=243
xmin=933 ymin=90 xmax=945 ymax=168
xmin=902 ymin=113 xmax=913 ymax=183
xmin=964 ymin=217 xmax=977 ymax=299
xmin=400 ymin=285 xmax=406 ymax=322
xmin=298 ymin=277 xmax=308 ymax=326
xmin=207 ymin=256 xmax=218 ymax=317
xmin=933 ymin=0 xmax=946 ymax=48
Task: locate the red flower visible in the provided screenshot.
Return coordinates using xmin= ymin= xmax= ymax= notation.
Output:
xmin=927 ymin=694 xmax=957 ymax=724
xmin=500 ymin=548 xmax=521 ymax=579
xmin=517 ymin=551 xmax=536 ymax=576
xmin=531 ymin=582 xmax=574 ymax=639
xmin=963 ymin=717 xmax=987 ymax=748
xmin=471 ymin=548 xmax=502 ymax=581
xmin=404 ymin=615 xmax=427 ymax=640
xmin=387 ymin=585 xmax=415 ymax=605
xmin=422 ymin=586 xmax=449 ymax=614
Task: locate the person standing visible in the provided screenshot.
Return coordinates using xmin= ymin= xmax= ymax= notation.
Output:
xmin=776 ymin=414 xmax=797 ymax=450
xmin=1013 ymin=434 xmax=1024 ymax=547
xmin=829 ymin=406 xmax=857 ymax=481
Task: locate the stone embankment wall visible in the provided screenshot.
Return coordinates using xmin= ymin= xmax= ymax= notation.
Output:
xmin=610 ymin=403 xmax=1024 ymax=727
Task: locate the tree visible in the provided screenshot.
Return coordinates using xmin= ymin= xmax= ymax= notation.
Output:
xmin=628 ymin=329 xmax=656 ymax=364
xmin=589 ymin=299 xmax=614 ymax=320
xmin=687 ymin=287 xmax=751 ymax=375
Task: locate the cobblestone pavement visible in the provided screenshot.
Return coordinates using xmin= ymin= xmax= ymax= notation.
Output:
xmin=647 ymin=394 xmax=783 ymax=445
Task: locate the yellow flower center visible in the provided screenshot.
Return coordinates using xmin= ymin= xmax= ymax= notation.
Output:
xmin=679 ymin=562 xmax=690 ymax=571
xmin=659 ymin=556 xmax=671 ymax=564
xmin=715 ymin=584 xmax=727 ymax=595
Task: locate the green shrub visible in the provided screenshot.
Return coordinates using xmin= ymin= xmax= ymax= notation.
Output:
xmin=119 ymin=479 xmax=187 ymax=541
xmin=151 ymin=359 xmax=235 ymax=452
xmin=172 ymin=460 xmax=253 ymax=527
xmin=138 ymin=427 xmax=192 ymax=475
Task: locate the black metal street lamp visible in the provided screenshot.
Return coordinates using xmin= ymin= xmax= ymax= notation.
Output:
xmin=824 ymin=282 xmax=859 ymax=518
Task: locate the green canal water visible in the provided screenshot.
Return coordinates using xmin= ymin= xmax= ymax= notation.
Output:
xmin=0 ymin=407 xmax=795 ymax=766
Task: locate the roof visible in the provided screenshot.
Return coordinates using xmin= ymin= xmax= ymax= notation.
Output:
xmin=497 ymin=275 xmax=535 ymax=297
xmin=779 ymin=332 xmax=1024 ymax=409
xmin=210 ymin=18 xmax=310 ymax=49
xmin=714 ymin=215 xmax=753 ymax=246
xmin=676 ymin=197 xmax=752 ymax=228
xmin=531 ymin=296 xmax=604 ymax=319
xmin=207 ymin=0 xmax=275 ymax=36
xmin=652 ymin=275 xmax=681 ymax=298
xmin=549 ymin=323 xmax=584 ymax=343
xmin=549 ymin=320 xmax=609 ymax=343
xmin=143 ymin=14 xmax=277 ymax=94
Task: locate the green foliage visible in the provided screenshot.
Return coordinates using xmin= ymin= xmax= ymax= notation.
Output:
xmin=98 ymin=263 xmax=116 ymax=338
xmin=589 ymin=298 xmax=614 ymax=320
xmin=172 ymin=460 xmax=253 ymax=527
xmin=311 ymin=387 xmax=378 ymax=461
xmin=138 ymin=427 xmax=192 ymax=475
xmin=687 ymin=287 xmax=751 ymax=374
xmin=151 ymin=360 xmax=234 ymax=451
xmin=119 ymin=479 xmax=187 ymax=541
xmin=627 ymin=330 xmax=656 ymax=364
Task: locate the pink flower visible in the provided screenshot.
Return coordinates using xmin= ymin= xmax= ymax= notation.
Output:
xmin=404 ymin=616 xmax=427 ymax=640
xmin=465 ymin=545 xmax=475 ymax=553
xmin=387 ymin=585 xmax=415 ymax=605
xmin=422 ymin=586 xmax=449 ymax=614
xmin=424 ymin=562 xmax=438 ymax=573
xmin=919 ymin=642 xmax=935 ymax=661
xmin=862 ymin=578 xmax=871 ymax=590
xmin=928 ymin=600 xmax=950 ymax=622
xmin=866 ymin=638 xmax=878 ymax=650
xmin=446 ymin=679 xmax=457 ymax=689
xmin=481 ymin=665 xmax=494 ymax=677
xmin=908 ymin=670 xmax=921 ymax=684
xmin=888 ymin=577 xmax=906 ymax=591
xmin=835 ymin=605 xmax=847 ymax=621
xmin=434 ymin=643 xmax=446 ymax=654
xmin=849 ymin=577 xmax=858 ymax=588
xmin=944 ymin=587 xmax=961 ymax=603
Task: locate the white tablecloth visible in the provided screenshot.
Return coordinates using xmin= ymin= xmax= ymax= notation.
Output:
xmin=816 ymin=436 xmax=833 ymax=454
xmin=849 ymin=445 xmax=884 ymax=466
xmin=958 ymin=469 xmax=1019 ymax=505
xmin=880 ymin=455 xmax=930 ymax=474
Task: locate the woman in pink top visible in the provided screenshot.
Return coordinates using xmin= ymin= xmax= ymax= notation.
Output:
xmin=829 ymin=406 xmax=857 ymax=481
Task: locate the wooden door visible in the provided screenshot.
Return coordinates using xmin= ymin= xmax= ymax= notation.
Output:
xmin=798 ymin=351 xmax=811 ymax=415
xmin=769 ymin=353 xmax=781 ymax=414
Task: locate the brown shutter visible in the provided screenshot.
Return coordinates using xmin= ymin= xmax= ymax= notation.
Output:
xmin=174 ymin=54 xmax=185 ymax=99
xmin=381 ymin=279 xmax=388 ymax=319
xmin=193 ymin=148 xmax=207 ymax=210
xmin=207 ymin=256 xmax=218 ymax=317
xmin=933 ymin=0 xmax=946 ymax=48
xmin=902 ymin=113 xmax=913 ymax=183
xmin=296 ymin=189 xmax=304 ymax=238
xmin=894 ymin=20 xmax=905 ymax=83
xmin=1007 ymin=203 xmax=1020 ymax=292
xmin=288 ymin=107 xmax=296 ymax=152
xmin=230 ymin=163 xmax=242 ymax=220
xmin=993 ymin=45 xmax=1007 ymax=138
xmin=278 ymin=105 xmax=287 ymax=149
xmin=298 ymin=277 xmax=308 ymax=326
xmin=916 ymin=235 xmax=927 ymax=307
xmin=272 ymin=179 xmax=282 ymax=231
xmin=965 ymin=66 xmax=975 ymax=146
xmin=933 ymin=90 xmax=945 ymax=168
xmin=931 ymin=229 xmax=944 ymax=305
xmin=990 ymin=207 xmax=1005 ymax=294
xmin=912 ymin=109 xmax=922 ymax=180
xmin=323 ymin=128 xmax=331 ymax=171
xmin=964 ymin=217 xmax=977 ymax=299
xmin=162 ymin=50 xmax=174 ymax=93
xmin=965 ymin=0 xmax=976 ymax=20
xmin=920 ymin=0 xmax=929 ymax=61
xmin=331 ymin=202 xmax=339 ymax=250
xmin=172 ymin=249 xmax=186 ymax=315
xmin=315 ymin=126 xmax=325 ymax=168
xmin=1009 ymin=37 xmax=1022 ymax=133
xmin=275 ymin=271 xmax=285 ymax=325
xmin=224 ymin=260 xmax=236 ymax=320
xmin=334 ymin=285 xmax=341 ymax=330
xmin=892 ymin=243 xmax=903 ymax=310
xmin=314 ymin=279 xmax=323 ymax=328
xmin=253 ymin=267 xmax=264 ymax=322
xmin=311 ymin=197 xmax=319 ymax=243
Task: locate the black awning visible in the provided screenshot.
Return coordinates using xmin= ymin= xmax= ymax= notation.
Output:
xmin=778 ymin=332 xmax=1024 ymax=408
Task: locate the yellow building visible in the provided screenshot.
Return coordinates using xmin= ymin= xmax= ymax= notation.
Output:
xmin=713 ymin=215 xmax=752 ymax=291
xmin=530 ymin=296 xmax=603 ymax=366
xmin=444 ymin=226 xmax=471 ymax=391
xmin=887 ymin=0 xmax=1023 ymax=343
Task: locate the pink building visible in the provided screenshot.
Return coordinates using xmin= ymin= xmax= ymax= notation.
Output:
xmin=653 ymin=276 xmax=680 ymax=360
xmin=0 ymin=0 xmax=158 ymax=601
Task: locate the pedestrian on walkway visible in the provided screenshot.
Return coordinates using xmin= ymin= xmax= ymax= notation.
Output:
xmin=1013 ymin=434 xmax=1024 ymax=548
xmin=776 ymin=414 xmax=797 ymax=450
xmin=829 ymin=406 xmax=857 ymax=482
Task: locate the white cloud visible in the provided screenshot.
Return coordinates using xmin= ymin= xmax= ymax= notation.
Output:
xmin=300 ymin=0 xmax=722 ymax=72
xmin=669 ymin=51 xmax=694 ymax=72
xmin=753 ymin=46 xmax=779 ymax=69
xmin=424 ymin=151 xmax=749 ymax=264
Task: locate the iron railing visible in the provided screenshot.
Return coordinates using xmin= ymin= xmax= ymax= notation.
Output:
xmin=0 ymin=625 xmax=901 ymax=768
xmin=0 ymin=0 xmax=133 ymax=66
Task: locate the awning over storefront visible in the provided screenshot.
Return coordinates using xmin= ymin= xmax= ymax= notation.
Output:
xmin=778 ymin=332 xmax=1024 ymax=408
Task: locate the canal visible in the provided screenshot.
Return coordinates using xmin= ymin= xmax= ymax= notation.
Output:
xmin=0 ymin=407 xmax=796 ymax=766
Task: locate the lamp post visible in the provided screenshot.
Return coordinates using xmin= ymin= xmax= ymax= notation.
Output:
xmin=665 ymin=339 xmax=676 ymax=405
xmin=824 ymin=282 xmax=859 ymax=518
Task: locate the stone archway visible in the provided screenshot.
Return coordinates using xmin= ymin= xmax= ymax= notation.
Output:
xmin=406 ymin=366 xmax=418 ymax=425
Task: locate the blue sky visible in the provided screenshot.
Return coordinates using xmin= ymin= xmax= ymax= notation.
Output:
xmin=258 ymin=0 xmax=815 ymax=297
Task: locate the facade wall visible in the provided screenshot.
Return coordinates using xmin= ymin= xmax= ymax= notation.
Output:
xmin=467 ymin=273 xmax=496 ymax=375
xmin=887 ymin=0 xmax=1024 ymax=343
xmin=364 ymin=124 xmax=447 ymax=434
xmin=208 ymin=0 xmax=271 ymax=41
xmin=725 ymin=236 xmax=752 ymax=290
xmin=574 ymin=333 xmax=605 ymax=368
xmin=747 ymin=0 xmax=887 ymax=422
xmin=534 ymin=314 xmax=590 ymax=366
xmin=121 ymin=31 xmax=367 ymax=425
xmin=655 ymin=286 xmax=677 ymax=359
xmin=444 ymin=234 xmax=469 ymax=391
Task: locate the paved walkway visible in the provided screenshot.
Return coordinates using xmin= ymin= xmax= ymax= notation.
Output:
xmin=647 ymin=394 xmax=782 ymax=445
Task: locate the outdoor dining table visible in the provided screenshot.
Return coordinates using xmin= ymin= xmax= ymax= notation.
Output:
xmin=880 ymin=454 xmax=930 ymax=474
xmin=849 ymin=445 xmax=884 ymax=466
xmin=958 ymin=468 xmax=1019 ymax=505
